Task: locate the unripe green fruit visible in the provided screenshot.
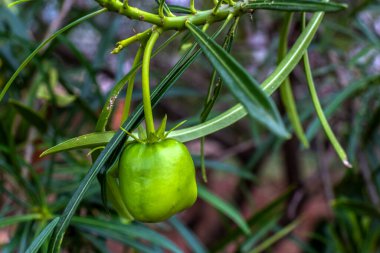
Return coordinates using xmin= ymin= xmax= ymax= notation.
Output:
xmin=119 ymin=138 xmax=197 ymax=222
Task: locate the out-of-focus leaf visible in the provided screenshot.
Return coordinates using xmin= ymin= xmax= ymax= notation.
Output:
xmin=212 ymin=187 xmax=294 ymax=252
xmin=170 ymin=217 xmax=207 ymax=253
xmin=332 ymin=199 xmax=380 ymax=220
xmin=193 ymin=157 xmax=256 ymax=180
xmin=0 ymin=8 xmax=107 ymax=102
xmin=25 ymin=218 xmax=59 ymax=253
xmin=248 ymin=220 xmax=299 ymax=253
xmin=278 ymin=13 xmax=309 ymax=147
xmin=240 ymin=218 xmax=280 ymax=252
xmin=198 ymin=186 xmax=251 ymax=235
xmin=9 ymin=99 xmax=47 ymax=133
xmin=72 ymin=216 xmax=182 ymax=253
xmin=0 ymin=214 xmax=41 ymax=229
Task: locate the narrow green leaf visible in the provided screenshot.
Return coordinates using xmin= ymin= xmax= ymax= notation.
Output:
xmin=170 ymin=217 xmax=207 ymax=253
xmin=303 ymin=16 xmax=351 ymax=168
xmin=167 ymin=5 xmax=193 ymax=14
xmin=278 ymin=13 xmax=309 ymax=148
xmin=25 ymin=218 xmax=59 ymax=253
xmin=72 ymin=217 xmax=182 ymax=253
xmin=248 ymin=220 xmax=299 ymax=253
xmin=241 ymin=217 xmax=280 ymax=252
xmin=198 ymin=186 xmax=251 ymax=235
xmin=212 ymin=187 xmax=294 ymax=252
xmin=157 ymin=114 xmax=167 ymax=137
xmin=186 ymin=22 xmax=289 ymax=138
xmin=7 ymin=0 xmax=32 ymax=8
xmin=261 ymin=12 xmax=325 ymax=94
xmin=39 ymin=132 xmax=115 ymax=157
xmin=0 ymin=214 xmax=41 ymax=229
xmin=307 ymin=75 xmax=380 ymax=140
xmin=245 ymin=0 xmax=347 ymax=12
xmin=332 ymin=199 xmax=380 ymax=220
xmin=193 ymin=157 xmax=256 ymax=180
xmin=75 ymin=224 xmax=154 ymax=253
xmin=0 ymin=8 xmax=107 ymax=102
xmin=9 ymin=99 xmax=47 ymax=133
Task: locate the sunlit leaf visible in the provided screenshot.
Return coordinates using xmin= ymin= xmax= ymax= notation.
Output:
xmin=186 ymin=22 xmax=289 ymax=138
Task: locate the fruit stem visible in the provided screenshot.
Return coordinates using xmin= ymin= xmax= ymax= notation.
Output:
xmin=142 ymin=27 xmax=162 ymax=136
xmin=121 ymin=43 xmax=145 ymax=123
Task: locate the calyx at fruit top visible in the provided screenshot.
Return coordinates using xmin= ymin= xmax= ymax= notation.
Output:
xmin=121 ymin=115 xmax=186 ymax=144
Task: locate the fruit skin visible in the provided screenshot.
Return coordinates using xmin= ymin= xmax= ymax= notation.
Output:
xmin=119 ymin=138 xmax=197 ymax=222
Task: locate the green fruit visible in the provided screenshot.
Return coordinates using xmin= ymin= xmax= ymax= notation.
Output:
xmin=119 ymin=138 xmax=197 ymax=222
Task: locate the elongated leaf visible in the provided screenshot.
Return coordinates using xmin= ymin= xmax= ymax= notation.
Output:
xmin=72 ymin=216 xmax=182 ymax=253
xmin=303 ymin=15 xmax=350 ymax=167
xmin=9 ymin=99 xmax=47 ymax=133
xmin=198 ymin=186 xmax=251 ymax=235
xmin=186 ymin=22 xmax=289 ymax=138
xmin=245 ymin=0 xmax=347 ymax=12
xmin=241 ymin=217 xmax=280 ymax=252
xmin=278 ymin=13 xmax=309 ymax=148
xmin=193 ymin=157 xmax=256 ymax=180
xmin=307 ymin=75 xmax=380 ymax=140
xmin=167 ymin=5 xmax=193 ymax=14
xmin=212 ymin=187 xmax=294 ymax=252
xmin=7 ymin=0 xmax=32 ymax=8
xmin=170 ymin=217 xmax=207 ymax=253
xmin=332 ymin=199 xmax=380 ymax=220
xmin=25 ymin=218 xmax=59 ymax=253
xmin=249 ymin=220 xmax=299 ymax=253
xmin=0 ymin=214 xmax=41 ymax=229
xmin=40 ymin=132 xmax=113 ymax=157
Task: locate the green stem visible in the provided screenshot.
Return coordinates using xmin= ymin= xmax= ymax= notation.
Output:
xmin=213 ymin=0 xmax=224 ymax=14
xmin=121 ymin=44 xmax=145 ymax=123
xmin=142 ymin=28 xmax=162 ymax=135
xmin=190 ymin=0 xmax=196 ymax=13
xmin=158 ymin=0 xmax=164 ymax=17
xmin=97 ymin=0 xmax=241 ymax=30
xmin=111 ymin=28 xmax=151 ymax=54
xmin=302 ymin=13 xmax=351 ymax=168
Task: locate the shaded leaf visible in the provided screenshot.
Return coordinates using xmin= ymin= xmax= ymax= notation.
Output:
xmin=25 ymin=218 xmax=59 ymax=253
xmin=0 ymin=8 xmax=107 ymax=102
xmin=72 ymin=216 xmax=182 ymax=253
xmin=249 ymin=220 xmax=299 ymax=253
xmin=198 ymin=186 xmax=251 ymax=235
xmin=0 ymin=214 xmax=41 ymax=229
xmin=9 ymin=99 xmax=47 ymax=133
xmin=170 ymin=217 xmax=207 ymax=253
xmin=332 ymin=199 xmax=380 ymax=220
